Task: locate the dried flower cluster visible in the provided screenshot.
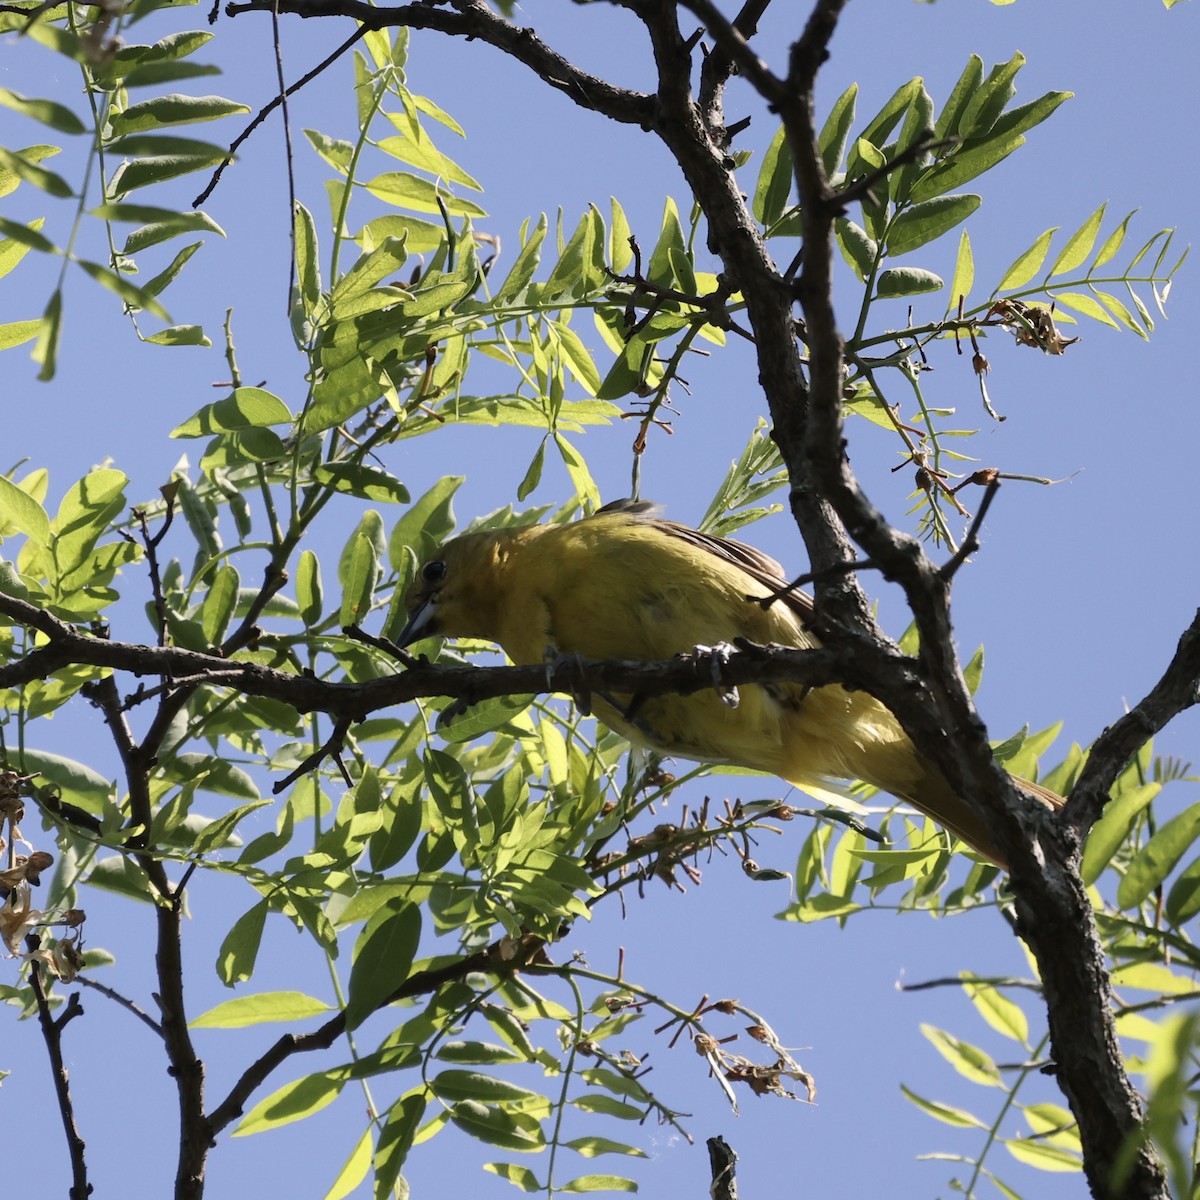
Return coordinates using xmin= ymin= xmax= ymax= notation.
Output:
xmin=0 ymin=771 xmax=85 ymax=982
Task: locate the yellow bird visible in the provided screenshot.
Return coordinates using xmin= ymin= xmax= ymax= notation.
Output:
xmin=400 ymin=499 xmax=1061 ymax=865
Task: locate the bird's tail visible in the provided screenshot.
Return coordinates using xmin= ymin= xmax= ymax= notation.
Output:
xmin=897 ymin=768 xmax=1064 ymax=868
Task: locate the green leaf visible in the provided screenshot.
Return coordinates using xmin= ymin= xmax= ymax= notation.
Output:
xmin=141 ymin=241 xmax=202 ymax=298
xmin=0 ymin=144 xmax=60 ymax=200
xmin=1048 ymin=203 xmax=1107 ymax=277
xmin=109 ymin=93 xmax=250 ymax=135
xmin=1166 ymin=852 xmax=1200 ymax=924
xmin=909 ymin=133 xmax=1025 ymax=203
xmin=1004 ymin=1138 xmax=1082 ymax=1172
xmin=338 ymin=529 xmax=378 ymax=628
xmin=483 ymin=1163 xmax=542 ymax=1192
xmin=555 ymin=434 xmax=599 ymax=509
xmin=294 ymin=201 xmax=321 ymax=314
xmin=121 ymin=61 xmax=222 ymax=89
xmin=0 ymin=146 xmax=72 ymax=198
xmin=329 ymin=236 xmax=409 ymax=305
xmin=947 ymin=229 xmax=974 ymax=309
xmin=304 ymin=127 xmax=354 ymax=174
xmin=86 ymin=855 xmax=154 ymax=903
xmin=859 ymin=77 xmax=922 ymax=148
xmin=143 ymin=324 xmax=210 ymax=347
xmin=374 ymin=129 xmax=482 ymax=191
xmin=962 ymin=976 xmax=1029 ymax=1044
xmin=314 ymin=463 xmax=409 ymax=504
xmin=374 ymin=1094 xmax=426 ymax=1199
xmin=994 ymin=227 xmax=1058 ymax=292
xmin=449 ymin=1100 xmax=545 ymax=1152
xmin=431 ymin=1070 xmax=545 ymax=1106
xmin=551 ymin=320 xmax=602 ymax=395
xmin=192 ymin=990 xmax=335 ymax=1029
xmin=191 ymin=799 xmax=273 ymax=854
xmin=200 ymin=563 xmax=239 ymax=644
xmin=516 ymin=440 xmax=546 ymax=502
xmin=1052 ymin=291 xmax=1118 ymax=329
xmin=296 ymin=549 xmax=323 ymax=627
xmin=0 ymin=87 xmax=86 ymax=135
xmin=107 ymin=147 xmax=230 ymax=197
xmin=570 ymin=1096 xmax=643 ymax=1125
xmin=436 ymin=1041 xmax=526 ymax=1066
xmin=1117 ymin=801 xmax=1200 ymax=910
xmin=345 ymin=899 xmax=421 ymax=1030
xmin=819 ymin=83 xmax=857 ymax=177
xmin=920 ymin=1023 xmax=1001 ymax=1086
xmin=439 ymin=694 xmax=534 ymax=743
xmin=93 ymin=205 xmax=225 ymax=252
xmin=386 ymin=476 xmax=463 ymax=573
xmin=365 ymin=171 xmax=487 ymax=218
xmin=31 ymin=285 xmax=61 ymax=380
xmin=1093 ymin=288 xmax=1148 ymax=339
xmin=235 ymin=1070 xmax=345 ymax=1135
xmin=876 ymin=267 xmax=943 ymax=297
xmin=17 ymin=748 xmax=111 ymax=815
xmin=171 ymin=386 xmax=292 ymax=437
xmin=558 ymin=1175 xmax=638 ymax=1193
xmin=987 ymin=90 xmax=1072 ymax=143
xmin=901 ymin=1083 xmax=987 ymax=1129
xmin=0 ymin=474 xmax=51 ymax=545
xmin=48 ymin=466 xmax=127 ymax=581
xmin=323 ymin=1127 xmax=372 ymax=1200
xmin=959 ymin=52 xmax=1025 ymax=139
xmin=564 ymin=1137 xmax=649 ymax=1160
xmin=546 ymin=206 xmax=604 ymax=297
xmin=76 ymin=259 xmax=170 ymax=321
xmin=109 ymin=29 xmax=215 ymax=68
xmin=753 ymin=124 xmax=792 ymax=230
xmin=0 ymin=318 xmax=42 ymax=351
xmin=886 ymin=194 xmax=980 ymax=256
xmin=834 ymin=218 xmax=877 ymax=280
xmin=0 ymin=215 xmax=56 ymax=256
xmin=497 ymin=213 xmax=548 ymax=300
xmin=934 ymin=55 xmax=984 ymax=142
xmin=1093 ymin=210 xmax=1136 ymax=269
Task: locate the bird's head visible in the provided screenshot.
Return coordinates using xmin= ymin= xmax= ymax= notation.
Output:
xmin=397 ymin=530 xmax=507 ymax=648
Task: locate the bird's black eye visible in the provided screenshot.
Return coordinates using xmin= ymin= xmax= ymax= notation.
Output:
xmin=421 ymin=560 xmax=447 ymax=584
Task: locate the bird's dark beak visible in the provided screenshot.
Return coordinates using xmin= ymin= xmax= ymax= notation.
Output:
xmin=396 ymin=595 xmax=438 ymax=648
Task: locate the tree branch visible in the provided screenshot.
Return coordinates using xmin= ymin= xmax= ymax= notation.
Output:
xmin=1069 ymin=609 xmax=1200 ymax=830
xmin=205 ymin=931 xmax=547 ymax=1134
xmin=222 ymin=0 xmax=656 ymax=127
xmin=0 ymin=594 xmax=855 ymax=722
xmin=28 ymin=944 xmax=90 ymax=1200
xmin=84 ymin=674 xmax=209 ymax=1200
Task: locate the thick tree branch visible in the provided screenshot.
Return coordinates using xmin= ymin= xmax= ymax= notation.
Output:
xmin=1069 ymin=609 xmax=1200 ymax=828
xmin=694 ymin=0 xmax=775 ymax=134
xmin=85 ymin=675 xmax=209 ymax=1200
xmin=223 ymin=0 xmax=657 ymax=128
xmin=0 ymin=593 xmax=856 ymax=720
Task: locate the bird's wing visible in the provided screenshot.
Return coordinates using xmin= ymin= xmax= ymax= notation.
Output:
xmin=598 ymin=499 xmax=817 ymax=628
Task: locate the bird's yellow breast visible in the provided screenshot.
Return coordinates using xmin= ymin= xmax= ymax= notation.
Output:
xmin=466 ymin=512 xmax=918 ymax=794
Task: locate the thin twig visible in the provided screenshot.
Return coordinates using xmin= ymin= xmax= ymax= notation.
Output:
xmin=269 ymin=0 xmax=298 ymax=309
xmin=206 ymin=931 xmax=547 ymax=1134
xmin=77 ymin=975 xmax=165 ymax=1037
xmin=939 ymin=478 xmax=1001 ymax=581
xmin=193 ymin=25 xmax=368 ymax=206
xmin=272 ymin=714 xmax=353 ymax=793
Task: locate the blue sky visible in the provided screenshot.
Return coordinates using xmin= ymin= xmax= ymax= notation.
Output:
xmin=3 ymin=2 xmax=1199 ymax=1197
